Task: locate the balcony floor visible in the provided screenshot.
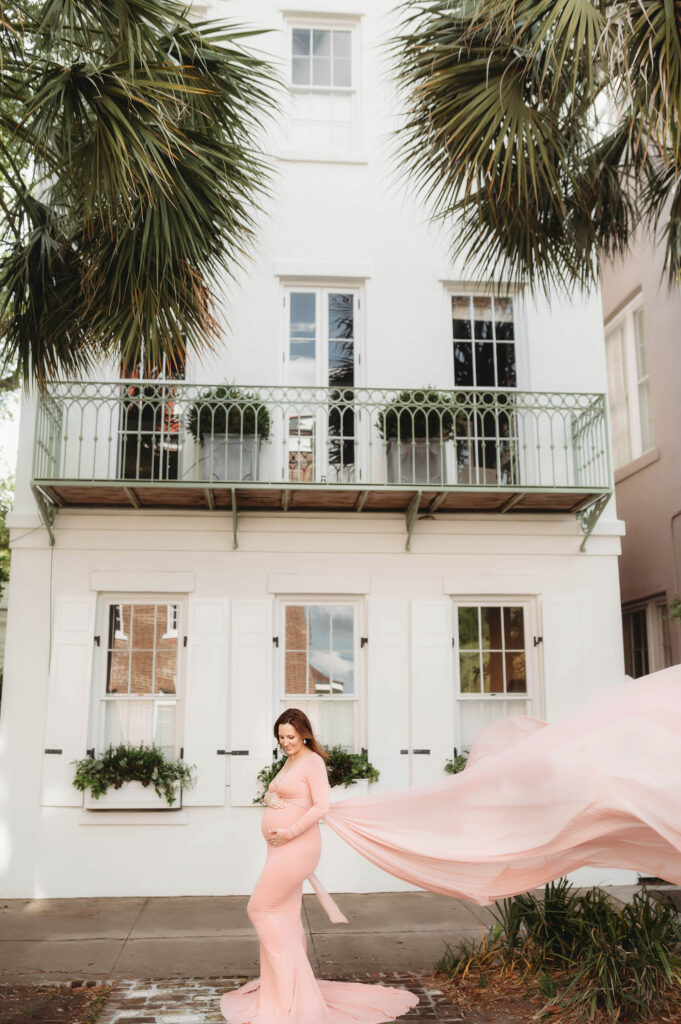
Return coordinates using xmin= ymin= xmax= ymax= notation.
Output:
xmin=35 ymin=480 xmax=605 ymax=516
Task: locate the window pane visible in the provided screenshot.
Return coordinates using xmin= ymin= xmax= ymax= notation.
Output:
xmin=454 ymin=342 xmax=473 ymax=385
xmin=496 ymin=343 xmax=517 ymax=387
xmin=312 ymin=29 xmax=331 ymax=55
xmin=459 ymin=652 xmax=481 ymax=693
xmin=308 ymin=605 xmax=331 ymax=649
xmin=290 ymin=292 xmax=316 ymax=385
xmin=130 ymin=651 xmax=154 ymax=694
xmin=633 ymin=308 xmax=647 ymax=377
xmin=107 ymin=651 xmax=129 ymax=693
xmin=606 ymin=327 xmax=627 ymax=396
xmin=506 ymin=652 xmax=527 ymax=692
xmin=638 ymin=381 xmax=653 ymax=451
xmin=473 ymin=296 xmax=493 ymax=340
xmin=329 ymin=341 xmax=354 ymax=386
xmin=285 ymin=604 xmax=309 ymax=651
xmin=282 ymin=696 xmax=354 ymax=749
xmin=290 ymin=292 xmax=316 ymax=338
xmin=292 ymin=28 xmax=310 ymax=55
xmin=331 ymin=605 xmax=354 ymax=649
xmin=452 ymin=295 xmax=472 ymax=338
xmin=333 ymin=30 xmax=351 ymax=57
xmin=494 ymin=297 xmax=514 ymax=340
xmin=312 ymin=57 xmax=331 ymax=85
xmin=480 ymin=607 xmax=502 ymax=649
xmin=157 ymin=604 xmax=178 ymax=647
xmin=292 ymin=56 xmax=309 ymax=85
xmin=288 ymin=414 xmax=315 ymax=481
xmin=475 ymin=343 xmax=495 ymax=387
xmin=155 ymin=651 xmax=177 ymax=694
xmin=333 ymin=58 xmax=351 ymax=87
xmin=503 ymin=607 xmax=524 ymax=648
xmin=482 ymin=651 xmax=504 ymax=693
xmin=285 ymin=651 xmax=308 ymax=694
xmin=458 ymin=607 xmax=479 ymax=649
xmin=329 ymin=293 xmax=354 ymax=339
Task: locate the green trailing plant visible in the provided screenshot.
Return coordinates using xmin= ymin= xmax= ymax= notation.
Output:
xmin=186 ymin=384 xmax=271 ymax=442
xmin=434 ymin=878 xmax=681 ymax=1023
xmin=253 ymin=745 xmax=380 ymax=805
xmin=666 ymin=595 xmax=681 ymax=623
xmin=376 ymin=388 xmax=459 ymax=442
xmin=444 ymin=751 xmax=468 ymax=774
xmin=72 ymin=743 xmax=197 ymax=806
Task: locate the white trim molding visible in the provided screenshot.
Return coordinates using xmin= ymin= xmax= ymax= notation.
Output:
xmin=89 ymin=571 xmax=196 ymax=592
xmin=267 ymin=573 xmax=370 ymax=594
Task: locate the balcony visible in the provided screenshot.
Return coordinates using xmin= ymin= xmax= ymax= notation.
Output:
xmin=31 ymin=383 xmax=612 ymax=549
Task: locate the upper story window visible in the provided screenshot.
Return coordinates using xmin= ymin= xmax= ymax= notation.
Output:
xmin=451 ymin=294 xmax=517 ymax=388
xmin=605 ymin=300 xmax=653 ymax=470
xmin=622 ymin=595 xmax=671 ymax=678
xmin=286 ymin=19 xmax=360 ymax=157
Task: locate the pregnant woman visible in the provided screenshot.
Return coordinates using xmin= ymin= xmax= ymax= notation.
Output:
xmin=219 ymin=708 xmax=419 ymax=1024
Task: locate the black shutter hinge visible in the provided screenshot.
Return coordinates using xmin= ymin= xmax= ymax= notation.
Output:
xmin=86 ymin=747 xmax=95 ymax=758
xmin=183 ymin=636 xmax=188 ymax=647
xmin=273 ymin=636 xmax=279 ymax=647
xmin=44 ymin=748 xmax=62 ymax=754
xmin=533 ymin=636 xmax=543 ymax=646
xmin=360 ymin=636 xmax=368 ymax=648
xmin=361 ymin=747 xmax=367 ymax=757
xmin=217 ymin=749 xmax=250 ymax=756
xmin=180 ymin=747 xmax=184 ymax=758
xmin=94 ymin=636 xmax=100 ymax=647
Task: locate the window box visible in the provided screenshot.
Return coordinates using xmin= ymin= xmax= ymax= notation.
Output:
xmin=84 ymin=779 xmax=183 ymax=810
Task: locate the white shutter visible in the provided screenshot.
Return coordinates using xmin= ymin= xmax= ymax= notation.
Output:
xmin=367 ymin=599 xmax=410 ymax=791
xmin=411 ymin=600 xmax=454 ymax=786
xmin=540 ymin=597 xmax=583 ymax=719
xmin=230 ymin=599 xmax=273 ymax=806
xmin=182 ymin=598 xmax=230 ymax=806
xmin=41 ymin=596 xmax=97 ymax=806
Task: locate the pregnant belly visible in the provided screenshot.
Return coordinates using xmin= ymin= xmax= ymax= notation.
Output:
xmin=260 ymin=803 xmax=312 ymax=839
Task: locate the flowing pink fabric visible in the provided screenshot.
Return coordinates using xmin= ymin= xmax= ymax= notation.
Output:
xmin=324 ymin=667 xmax=681 ymax=906
xmin=219 ymin=750 xmax=419 ymax=1024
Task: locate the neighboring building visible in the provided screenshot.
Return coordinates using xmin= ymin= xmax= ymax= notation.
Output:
xmin=601 ymin=226 xmax=681 ymax=678
xmin=0 ymin=0 xmax=631 ymax=898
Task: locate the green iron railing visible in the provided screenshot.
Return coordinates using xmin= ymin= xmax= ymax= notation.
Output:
xmin=32 ymin=382 xmax=612 ymax=494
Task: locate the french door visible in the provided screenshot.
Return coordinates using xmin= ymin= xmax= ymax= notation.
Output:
xmin=283 ymin=286 xmax=361 ymax=484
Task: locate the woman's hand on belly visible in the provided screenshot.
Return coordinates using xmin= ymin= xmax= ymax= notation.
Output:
xmin=264 ymin=790 xmax=286 ymax=809
xmin=267 ymin=828 xmax=291 ymax=848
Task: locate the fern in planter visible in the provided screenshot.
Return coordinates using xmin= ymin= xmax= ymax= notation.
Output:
xmin=72 ymin=743 xmax=197 ymax=806
xmin=253 ymin=745 xmax=380 ymax=805
xmin=186 ymin=384 xmax=271 ymax=442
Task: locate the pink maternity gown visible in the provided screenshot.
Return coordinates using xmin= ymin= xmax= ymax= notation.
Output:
xmin=219 ymin=750 xmax=419 ymax=1024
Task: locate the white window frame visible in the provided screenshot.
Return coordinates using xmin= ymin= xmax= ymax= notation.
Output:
xmin=282 ymin=14 xmax=363 ymax=161
xmin=281 ymin=283 xmax=364 ymax=483
xmin=89 ymin=593 xmax=186 ymax=757
xmin=275 ymin=596 xmax=364 ymax=753
xmin=622 ymin=594 xmax=672 ymax=677
xmin=451 ymin=597 xmax=542 ymax=752
xmin=444 ymin=286 xmax=525 ymax=390
xmin=605 ymin=295 xmax=653 ymax=470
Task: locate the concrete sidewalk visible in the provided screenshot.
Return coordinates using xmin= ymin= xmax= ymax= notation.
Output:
xmin=0 ymin=886 xmax=656 ymax=986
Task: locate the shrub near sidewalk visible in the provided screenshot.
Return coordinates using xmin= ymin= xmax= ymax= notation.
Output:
xmin=434 ymin=878 xmax=681 ymax=1023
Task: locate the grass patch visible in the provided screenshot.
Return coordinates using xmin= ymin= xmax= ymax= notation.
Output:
xmin=434 ymin=878 xmax=681 ymax=1023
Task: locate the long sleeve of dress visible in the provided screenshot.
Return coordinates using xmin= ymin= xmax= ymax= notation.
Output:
xmin=281 ymin=754 xmax=330 ymax=840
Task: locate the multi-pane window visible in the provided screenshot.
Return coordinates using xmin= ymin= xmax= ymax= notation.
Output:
xmin=622 ymin=596 xmax=673 ymax=678
xmin=287 ymin=24 xmax=358 ymax=154
xmin=118 ymin=350 xmax=185 ymax=482
xmin=97 ymin=600 xmax=181 ymax=757
xmin=456 ymin=605 xmax=527 ymax=695
xmin=285 ymin=287 xmax=358 ymax=483
xmin=280 ymin=602 xmax=358 ymax=749
xmin=605 ymin=301 xmax=653 ymax=470
xmin=452 ymin=295 xmax=517 ymax=388
xmin=451 ymin=294 xmax=518 ymax=485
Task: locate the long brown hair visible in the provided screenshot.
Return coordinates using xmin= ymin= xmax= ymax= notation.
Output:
xmin=273 ymin=708 xmax=328 ymax=763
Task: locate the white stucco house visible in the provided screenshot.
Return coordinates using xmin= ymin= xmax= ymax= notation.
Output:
xmin=0 ymin=0 xmax=632 ymax=899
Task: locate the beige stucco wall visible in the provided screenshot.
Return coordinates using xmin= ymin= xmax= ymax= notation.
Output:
xmin=601 ymin=227 xmax=681 ymax=663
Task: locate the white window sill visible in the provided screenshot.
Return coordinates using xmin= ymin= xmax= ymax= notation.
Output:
xmin=614 ymin=446 xmax=660 ymax=484
xmin=278 ymin=152 xmax=369 ymax=165
xmin=78 ymin=809 xmax=188 ymax=824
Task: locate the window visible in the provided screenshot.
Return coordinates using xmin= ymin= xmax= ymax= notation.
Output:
xmin=118 ymin=349 xmax=185 ymax=482
xmin=622 ymin=596 xmax=672 ymax=678
xmin=450 ymin=294 xmax=518 ymax=485
xmin=278 ymin=600 xmax=360 ymax=750
xmin=453 ymin=601 xmax=535 ymax=754
xmin=286 ymin=21 xmax=360 ymax=155
xmin=605 ymin=300 xmax=653 ymax=469
xmin=284 ymin=286 xmax=359 ymax=483
xmin=92 ymin=598 xmax=183 ymax=757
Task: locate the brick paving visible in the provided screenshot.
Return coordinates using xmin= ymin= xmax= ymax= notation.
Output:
xmin=92 ymin=974 xmax=468 ymax=1024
